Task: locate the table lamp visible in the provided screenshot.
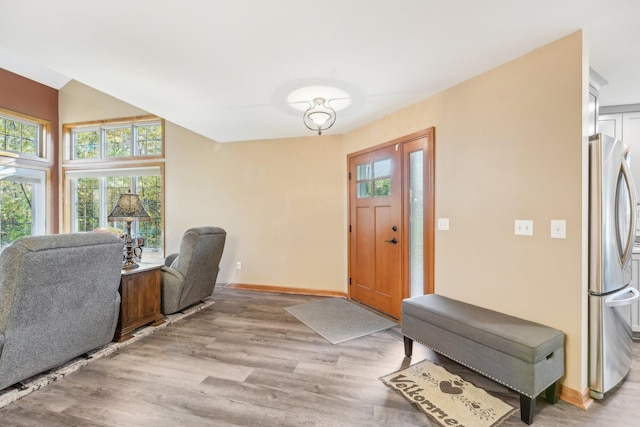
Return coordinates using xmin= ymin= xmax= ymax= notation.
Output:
xmin=108 ymin=190 xmax=150 ymax=269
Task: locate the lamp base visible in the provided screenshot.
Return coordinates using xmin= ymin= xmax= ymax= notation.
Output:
xmin=122 ymin=258 xmax=140 ymax=270
xmin=121 ymin=220 xmax=139 ymax=270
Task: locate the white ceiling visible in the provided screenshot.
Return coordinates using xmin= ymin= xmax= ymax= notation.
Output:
xmin=1 ymin=0 xmax=639 ymax=143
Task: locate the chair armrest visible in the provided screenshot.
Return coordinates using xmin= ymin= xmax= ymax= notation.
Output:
xmin=161 ymin=266 xmax=185 ymax=283
xmin=164 ymin=253 xmax=179 ymax=267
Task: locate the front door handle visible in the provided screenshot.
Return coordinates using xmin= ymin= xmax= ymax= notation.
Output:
xmin=385 ymin=238 xmax=398 ymax=244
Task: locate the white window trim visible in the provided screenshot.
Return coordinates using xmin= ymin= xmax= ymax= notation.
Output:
xmin=69 ymin=120 xmax=162 ymax=160
xmin=0 ymin=108 xmax=51 ymax=163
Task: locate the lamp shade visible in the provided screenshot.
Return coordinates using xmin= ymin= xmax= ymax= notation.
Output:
xmin=107 ymin=192 xmax=150 ymax=222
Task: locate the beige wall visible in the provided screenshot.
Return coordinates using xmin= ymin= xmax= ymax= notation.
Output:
xmin=344 ymin=32 xmax=587 ymax=395
xmin=164 ymin=124 xmax=346 ymax=291
xmin=59 ymin=80 xmax=149 ymax=123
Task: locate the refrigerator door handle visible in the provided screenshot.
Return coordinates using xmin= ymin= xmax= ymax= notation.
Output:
xmin=618 ymin=159 xmax=637 ymax=267
xmin=605 ymin=286 xmax=640 ymax=307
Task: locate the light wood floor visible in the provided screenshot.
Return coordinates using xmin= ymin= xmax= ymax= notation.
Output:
xmin=1 ymin=288 xmax=639 ymax=426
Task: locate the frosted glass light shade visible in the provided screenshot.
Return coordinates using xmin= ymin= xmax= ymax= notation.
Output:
xmin=303 ymin=98 xmax=336 ymax=135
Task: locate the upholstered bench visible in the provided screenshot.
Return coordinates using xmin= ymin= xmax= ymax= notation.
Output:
xmin=402 ymin=294 xmax=565 ymax=425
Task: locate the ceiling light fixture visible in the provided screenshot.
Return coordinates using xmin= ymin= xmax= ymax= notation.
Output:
xmin=303 ymin=98 xmax=336 ymax=135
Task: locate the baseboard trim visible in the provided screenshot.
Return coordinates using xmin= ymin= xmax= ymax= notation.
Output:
xmin=224 ymin=283 xmax=347 ymax=298
xmin=559 ymin=384 xmax=593 ymax=410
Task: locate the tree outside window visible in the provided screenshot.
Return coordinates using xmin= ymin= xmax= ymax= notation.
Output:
xmin=71 ymin=121 xmax=162 ymax=160
xmin=0 ymin=180 xmax=33 ymax=246
xmin=0 ymin=166 xmax=46 ymax=248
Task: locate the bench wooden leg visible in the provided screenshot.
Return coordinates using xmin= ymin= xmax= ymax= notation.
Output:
xmin=545 ymin=381 xmax=559 ymax=404
xmin=403 ymin=336 xmax=413 ymax=357
xmin=520 ymin=394 xmax=535 ymax=425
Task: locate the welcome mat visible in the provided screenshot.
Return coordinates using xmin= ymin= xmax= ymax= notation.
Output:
xmin=285 ymin=298 xmax=396 ymax=344
xmin=380 ymin=360 xmax=515 ymax=427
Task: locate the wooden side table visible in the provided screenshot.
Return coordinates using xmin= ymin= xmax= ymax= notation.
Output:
xmin=113 ymin=262 xmax=165 ymax=342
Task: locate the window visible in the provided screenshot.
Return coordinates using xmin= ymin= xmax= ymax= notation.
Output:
xmin=66 ymin=167 xmax=163 ymax=253
xmin=0 ymin=166 xmax=46 ymax=248
xmin=0 ymin=112 xmax=46 ymax=158
xmin=356 ymin=158 xmax=392 ymax=198
xmin=68 ymin=119 xmax=162 ymax=160
xmin=63 ymin=116 xmax=165 ymax=256
xmin=0 ymin=108 xmax=51 ymax=248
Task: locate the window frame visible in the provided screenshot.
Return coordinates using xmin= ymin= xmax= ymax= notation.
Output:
xmin=62 ymin=115 xmax=165 ymax=258
xmin=0 ymin=107 xmax=51 ymax=163
xmin=0 ymin=165 xmax=48 ymax=248
xmin=355 ymin=158 xmax=393 ymax=198
xmin=62 ymin=115 xmax=164 ymax=164
xmin=0 ymin=107 xmax=52 ymax=247
xmin=62 ymin=162 xmax=165 ymax=258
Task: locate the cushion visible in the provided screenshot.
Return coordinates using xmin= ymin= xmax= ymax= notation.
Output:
xmin=402 ymin=294 xmax=564 ymax=364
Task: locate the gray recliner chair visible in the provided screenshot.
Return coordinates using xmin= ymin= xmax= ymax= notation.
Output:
xmin=160 ymin=227 xmax=226 ymax=315
xmin=0 ymin=233 xmax=124 ymax=391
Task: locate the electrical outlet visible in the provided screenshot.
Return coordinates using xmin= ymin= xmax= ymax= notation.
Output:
xmin=236 ymin=261 xmax=242 ymax=270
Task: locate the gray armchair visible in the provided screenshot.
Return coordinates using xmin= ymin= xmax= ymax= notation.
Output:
xmin=0 ymin=233 xmax=124 ymax=391
xmin=161 ymin=227 xmax=226 ymax=314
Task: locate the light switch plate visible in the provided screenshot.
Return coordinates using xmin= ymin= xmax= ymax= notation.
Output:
xmin=515 ymin=220 xmax=533 ymax=236
xmin=438 ymin=218 xmax=450 ymax=231
xmin=550 ymin=220 xmax=566 ymax=239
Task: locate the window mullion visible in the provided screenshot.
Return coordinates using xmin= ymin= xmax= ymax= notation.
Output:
xmin=100 ymin=128 xmax=107 ymax=159
xmin=100 ymin=177 xmax=108 ymax=228
xmin=131 ymin=124 xmax=137 ymax=156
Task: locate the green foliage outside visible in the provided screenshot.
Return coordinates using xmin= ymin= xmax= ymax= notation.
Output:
xmin=76 ymin=177 xmax=100 ymax=231
xmin=0 ymin=180 xmax=32 ymax=247
xmin=356 ymin=159 xmax=391 ymax=198
xmin=74 ymin=130 xmax=100 ymax=159
xmin=136 ymin=125 xmax=162 ymax=156
xmin=0 ymin=118 xmax=38 ymax=156
xmin=135 ymin=175 xmax=162 ymax=249
xmin=374 ymin=178 xmax=391 ymax=196
xmin=74 ymin=123 xmax=162 ymax=159
xmin=75 ymin=175 xmax=162 ymax=252
xmin=106 ymin=127 xmax=132 ymax=157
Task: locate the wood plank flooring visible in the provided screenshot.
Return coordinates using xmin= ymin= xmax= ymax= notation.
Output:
xmin=0 ymin=288 xmax=639 ymax=426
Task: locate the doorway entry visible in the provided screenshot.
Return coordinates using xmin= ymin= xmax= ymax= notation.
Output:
xmin=347 ymin=128 xmax=434 ymax=319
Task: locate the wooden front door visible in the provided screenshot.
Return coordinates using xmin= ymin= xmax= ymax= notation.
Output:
xmin=348 ymin=129 xmax=435 ymax=319
xmin=349 ymin=144 xmax=402 ymax=318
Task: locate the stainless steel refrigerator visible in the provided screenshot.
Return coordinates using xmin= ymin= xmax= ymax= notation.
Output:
xmin=589 ymin=133 xmax=640 ymax=399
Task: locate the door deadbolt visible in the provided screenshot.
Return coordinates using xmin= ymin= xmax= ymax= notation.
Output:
xmin=392 ymin=226 xmax=398 ymax=232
